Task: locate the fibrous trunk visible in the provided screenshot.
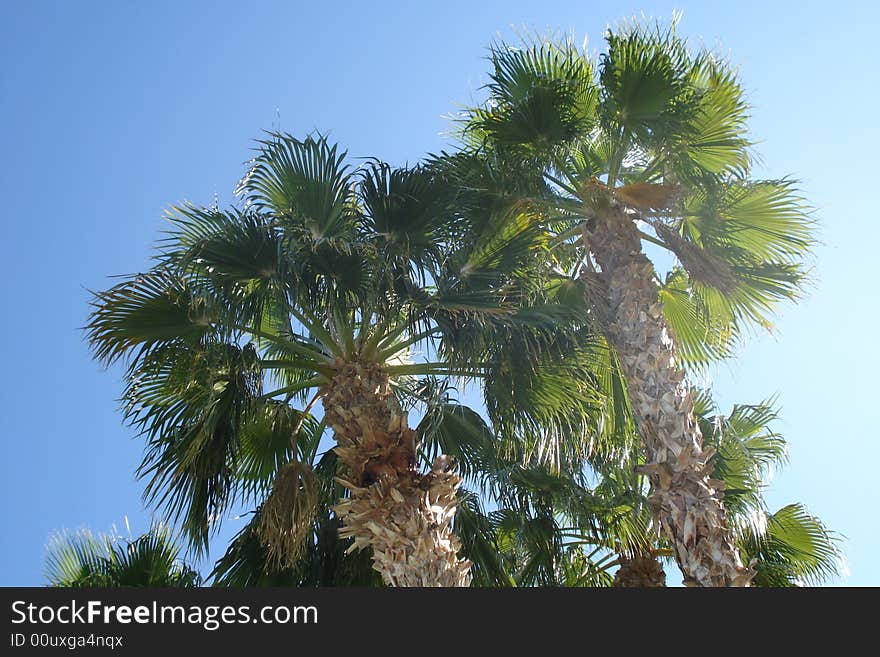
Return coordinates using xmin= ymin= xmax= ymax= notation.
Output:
xmin=587 ymin=206 xmax=753 ymax=587
xmin=322 ymin=360 xmax=471 ymax=587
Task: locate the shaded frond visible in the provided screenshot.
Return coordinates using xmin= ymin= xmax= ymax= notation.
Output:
xmin=128 ymin=341 xmax=263 ymax=550
xmin=86 ymin=269 xmax=213 ymax=366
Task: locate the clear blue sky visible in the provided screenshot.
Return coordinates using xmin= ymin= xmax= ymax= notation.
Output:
xmin=1 ymin=0 xmax=877 ymax=586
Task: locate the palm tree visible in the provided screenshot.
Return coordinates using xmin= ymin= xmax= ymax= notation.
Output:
xmin=445 ymin=21 xmax=814 ymax=586
xmin=477 ymin=392 xmax=841 ymax=588
xmin=86 ymin=133 xmax=590 ymax=586
xmin=45 ymin=523 xmax=200 ymax=587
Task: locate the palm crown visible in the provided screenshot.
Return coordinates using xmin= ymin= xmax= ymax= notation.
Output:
xmin=457 ymin=24 xmax=813 ymax=360
xmin=437 ymin=21 xmax=815 ymax=586
xmin=85 ymin=129 xmax=614 ymax=585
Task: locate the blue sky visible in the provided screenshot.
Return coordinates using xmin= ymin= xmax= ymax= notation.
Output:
xmin=1 ymin=0 xmax=877 ymax=586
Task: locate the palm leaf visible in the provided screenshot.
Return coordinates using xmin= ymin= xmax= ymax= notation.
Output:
xmin=86 ymin=269 xmax=214 ymax=365
xmin=239 ymin=132 xmax=355 ymax=242
xmin=742 ymin=504 xmax=843 ymax=587
xmin=45 ymin=523 xmax=200 ymax=587
xmin=129 ymin=341 xmax=262 ymax=550
xmin=659 ymin=267 xmax=737 ymax=368
xmin=599 ymin=21 xmax=697 ymax=152
xmin=468 ymin=38 xmax=597 ymax=155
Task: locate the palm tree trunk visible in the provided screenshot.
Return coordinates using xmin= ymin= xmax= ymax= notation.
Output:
xmin=586 ymin=206 xmax=753 ymax=587
xmin=322 ymin=361 xmax=472 ymax=586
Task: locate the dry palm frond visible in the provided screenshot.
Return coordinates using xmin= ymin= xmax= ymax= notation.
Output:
xmin=616 ymin=183 xmax=680 ymax=210
xmin=613 ymin=553 xmax=667 ymax=587
xmin=654 ymin=222 xmax=737 ymax=293
xmin=256 ymin=460 xmax=321 ymax=569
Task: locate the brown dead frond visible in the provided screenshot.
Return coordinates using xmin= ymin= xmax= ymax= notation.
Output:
xmin=616 ymin=183 xmax=680 ymax=210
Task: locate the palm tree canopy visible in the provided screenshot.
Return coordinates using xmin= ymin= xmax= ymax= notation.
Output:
xmin=85 ymin=130 xmax=617 ymax=557
xmin=451 ymin=21 xmax=814 ymax=372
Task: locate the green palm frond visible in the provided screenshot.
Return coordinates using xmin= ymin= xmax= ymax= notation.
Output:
xmin=660 ymin=267 xmax=737 ymax=368
xmin=684 ymin=180 xmax=813 ymax=261
xmin=558 ymin=132 xmax=615 ymax=188
xmin=691 ymin=261 xmax=807 ymax=333
xmin=359 ymin=162 xmax=448 ymax=274
xmin=45 ymin=523 xmax=200 ymax=587
xmin=236 ymin=402 xmax=324 ymax=501
xmin=454 ymin=493 xmax=514 ymax=586
xmin=483 ymin=329 xmax=611 ymax=472
xmin=665 ymin=52 xmax=751 ymax=179
xmin=653 ymin=179 xmax=813 ymax=342
xmin=485 ymin=356 xmax=593 ymax=469
xmin=440 ymin=200 xmax=550 ymax=300
xmin=163 ymin=204 xmax=282 ymax=281
xmin=86 ymin=269 xmax=214 ymax=365
xmin=160 ymin=204 xmax=290 ymax=330
xmin=558 ymin=548 xmax=617 ymax=587
xmin=599 ymin=21 xmax=697 ymax=165
xmin=417 ymin=403 xmax=498 ymax=488
xmin=467 ymin=38 xmax=597 ymax=155
xmin=495 ymin=507 xmax=560 ymax=586
xmin=129 ymin=341 xmax=262 ymax=550
xmin=239 ymin=132 xmax=355 ymax=242
xmin=742 ymin=504 xmax=843 ymax=587
xmin=45 ymin=530 xmax=107 ymax=586
xmin=698 ymin=394 xmax=788 ymax=519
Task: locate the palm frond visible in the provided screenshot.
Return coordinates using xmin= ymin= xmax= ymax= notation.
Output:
xmin=239 ymin=132 xmax=355 ymax=242
xmin=128 ymin=341 xmax=262 ymax=551
xmin=698 ymin=395 xmax=788 ymax=518
xmin=45 ymin=523 xmax=200 ymax=587
xmin=467 ymin=38 xmax=597 ymax=155
xmin=742 ymin=504 xmax=843 ymax=587
xmin=454 ymin=493 xmax=514 ymax=586
xmin=417 ymin=403 xmax=498 ymax=489
xmin=666 ymin=52 xmax=751 ymax=179
xmin=659 ymin=267 xmax=737 ymax=368
xmin=86 ymin=269 xmax=214 ymax=366
xmin=599 ymin=21 xmax=697 ymax=158
xmin=359 ymin=162 xmax=448 ymax=273
xmin=682 ymin=180 xmax=814 ymax=262
xmin=236 ymin=402 xmax=323 ymax=501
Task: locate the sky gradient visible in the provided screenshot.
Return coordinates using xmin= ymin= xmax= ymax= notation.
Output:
xmin=2 ymin=0 xmax=877 ymax=585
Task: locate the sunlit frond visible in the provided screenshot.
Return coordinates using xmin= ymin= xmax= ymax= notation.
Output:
xmin=742 ymin=504 xmax=843 ymax=587
xmin=45 ymin=523 xmax=200 ymax=587
xmin=466 ymin=39 xmax=597 ymax=155
xmin=239 ymin=132 xmax=355 ymax=242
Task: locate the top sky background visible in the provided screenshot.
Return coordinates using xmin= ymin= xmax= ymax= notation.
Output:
xmin=1 ymin=0 xmax=877 ymax=585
